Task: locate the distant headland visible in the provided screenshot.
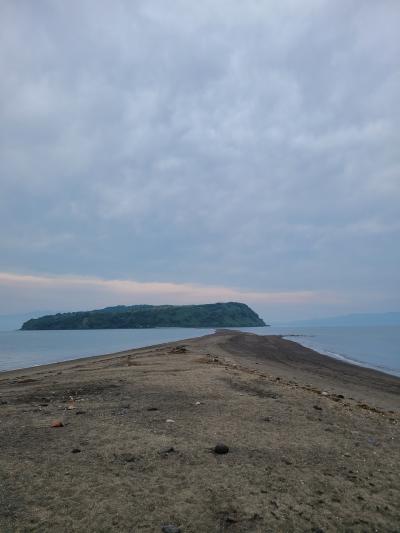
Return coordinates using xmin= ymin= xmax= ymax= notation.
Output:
xmin=20 ymin=302 xmax=266 ymax=330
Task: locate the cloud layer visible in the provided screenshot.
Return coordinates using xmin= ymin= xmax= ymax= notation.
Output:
xmin=0 ymin=271 xmax=326 ymax=315
xmin=0 ymin=1 xmax=399 ymax=319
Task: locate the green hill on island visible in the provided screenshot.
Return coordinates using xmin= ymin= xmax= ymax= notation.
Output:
xmin=20 ymin=302 xmax=266 ymax=330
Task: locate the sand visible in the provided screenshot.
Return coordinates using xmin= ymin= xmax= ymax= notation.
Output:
xmin=0 ymin=330 xmax=399 ymax=532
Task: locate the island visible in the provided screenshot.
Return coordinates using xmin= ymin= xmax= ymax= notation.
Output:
xmin=20 ymin=302 xmax=266 ymax=330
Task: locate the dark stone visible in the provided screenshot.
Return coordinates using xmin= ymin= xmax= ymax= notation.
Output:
xmin=313 ymin=405 xmax=322 ymax=410
xmin=214 ymin=443 xmax=229 ymax=455
xmin=71 ymin=448 xmax=81 ymax=454
xmin=118 ymin=453 xmax=136 ymax=463
xmin=75 ymin=410 xmax=86 ymax=415
xmin=219 ymin=512 xmax=238 ymax=525
xmin=147 ymin=407 xmax=158 ymax=411
xmin=312 ymin=529 xmax=325 ymax=533
xmin=161 ymin=525 xmax=181 ymax=533
xmin=159 ymin=447 xmax=175 ymax=455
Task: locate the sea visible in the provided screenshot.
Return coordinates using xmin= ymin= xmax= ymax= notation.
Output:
xmin=0 ymin=325 xmax=399 ymax=377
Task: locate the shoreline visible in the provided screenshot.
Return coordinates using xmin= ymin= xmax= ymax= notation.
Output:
xmin=0 ymin=331 xmax=220 ymax=378
xmin=1 ymin=329 xmax=399 ymax=531
xmin=280 ymin=334 xmax=400 ymax=378
xmin=2 ymin=330 xmax=399 ymax=410
xmin=1 ymin=328 xmax=399 ymax=380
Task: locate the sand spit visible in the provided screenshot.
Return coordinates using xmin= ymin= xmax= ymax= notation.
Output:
xmin=0 ymin=330 xmax=399 ymax=532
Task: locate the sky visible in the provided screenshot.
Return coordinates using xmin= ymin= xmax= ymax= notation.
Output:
xmin=0 ymin=0 xmax=399 ymax=322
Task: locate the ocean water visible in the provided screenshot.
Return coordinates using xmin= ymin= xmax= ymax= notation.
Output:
xmin=0 ymin=328 xmax=213 ymax=372
xmin=0 ymin=325 xmax=399 ymax=377
xmin=235 ymin=325 xmax=400 ymax=377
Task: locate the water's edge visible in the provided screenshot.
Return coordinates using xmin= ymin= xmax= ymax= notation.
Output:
xmin=0 ymin=327 xmax=399 ymax=378
xmin=281 ymin=335 xmax=400 ymax=378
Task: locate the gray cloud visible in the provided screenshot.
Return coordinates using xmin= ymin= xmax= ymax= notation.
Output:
xmin=0 ymin=0 xmax=399 ymax=319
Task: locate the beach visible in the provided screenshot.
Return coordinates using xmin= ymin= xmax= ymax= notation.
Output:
xmin=0 ymin=330 xmax=399 ymax=532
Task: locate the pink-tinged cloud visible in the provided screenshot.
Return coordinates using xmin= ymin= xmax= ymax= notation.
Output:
xmin=0 ymin=271 xmax=328 ymax=314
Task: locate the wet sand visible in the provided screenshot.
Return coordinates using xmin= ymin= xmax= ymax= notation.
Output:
xmin=0 ymin=330 xmax=399 ymax=532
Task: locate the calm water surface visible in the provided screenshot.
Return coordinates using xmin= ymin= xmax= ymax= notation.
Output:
xmin=0 ymin=325 xmax=399 ymax=376
xmin=236 ymin=325 xmax=400 ymax=377
xmin=0 ymin=328 xmax=213 ymax=371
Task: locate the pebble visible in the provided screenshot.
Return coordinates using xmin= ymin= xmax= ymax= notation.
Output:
xmin=75 ymin=410 xmax=86 ymax=415
xmin=118 ymin=453 xmax=136 ymax=463
xmin=214 ymin=443 xmax=229 ymax=455
xmin=321 ymin=392 xmax=328 ymax=396
xmin=313 ymin=405 xmax=322 ymax=411
xmin=195 ymin=401 xmax=201 ymax=406
xmin=51 ymin=420 xmax=64 ymax=428
xmin=71 ymin=448 xmax=81 ymax=454
xmin=166 ymin=419 xmax=175 ymax=423
xmin=159 ymin=447 xmax=175 ymax=455
xmin=164 ymin=446 xmax=175 ymax=453
xmin=162 ymin=525 xmax=181 ymax=533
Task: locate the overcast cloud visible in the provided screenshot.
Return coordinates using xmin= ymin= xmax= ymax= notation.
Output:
xmin=0 ymin=0 xmax=399 ymax=320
